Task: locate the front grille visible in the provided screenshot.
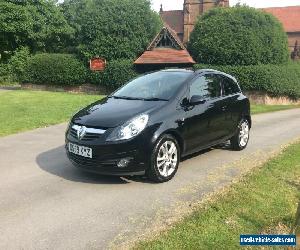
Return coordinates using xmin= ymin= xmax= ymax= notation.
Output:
xmin=68 ymin=124 xmax=107 ymax=141
xmin=69 ymin=127 xmax=101 ymax=141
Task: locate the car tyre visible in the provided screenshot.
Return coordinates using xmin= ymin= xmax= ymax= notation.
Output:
xmin=230 ymin=119 xmax=250 ymax=151
xmin=146 ymin=134 xmax=180 ymax=183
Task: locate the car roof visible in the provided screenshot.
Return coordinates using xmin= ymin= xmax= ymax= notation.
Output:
xmin=152 ymin=68 xmax=237 ymax=82
xmin=195 ymin=69 xmax=238 ymax=82
xmin=160 ymin=68 xmax=194 ymax=73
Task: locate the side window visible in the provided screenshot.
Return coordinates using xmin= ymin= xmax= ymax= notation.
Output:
xmin=190 ymin=74 xmax=221 ymax=99
xmin=223 ymin=76 xmax=241 ymax=96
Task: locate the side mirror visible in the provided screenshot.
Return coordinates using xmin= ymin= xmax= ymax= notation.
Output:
xmin=181 ymin=97 xmax=190 ymax=107
xmin=190 ymin=95 xmax=206 ymax=105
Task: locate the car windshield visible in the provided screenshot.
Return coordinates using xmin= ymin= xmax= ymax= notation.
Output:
xmin=112 ymin=71 xmax=192 ymax=101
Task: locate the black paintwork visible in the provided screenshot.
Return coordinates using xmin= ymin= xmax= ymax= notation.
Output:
xmin=66 ymin=69 xmax=251 ymax=176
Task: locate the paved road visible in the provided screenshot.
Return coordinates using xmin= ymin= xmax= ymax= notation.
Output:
xmin=1 ymin=109 xmax=300 ymax=249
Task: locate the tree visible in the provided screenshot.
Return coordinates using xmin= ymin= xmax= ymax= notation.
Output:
xmin=0 ymin=0 xmax=73 ymax=61
xmin=188 ymin=6 xmax=290 ymax=65
xmin=62 ymin=0 xmax=162 ymax=61
xmin=26 ymin=0 xmax=74 ymax=53
xmin=0 ymin=1 xmax=31 ymax=61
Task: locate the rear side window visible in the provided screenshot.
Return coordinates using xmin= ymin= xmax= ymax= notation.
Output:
xmin=190 ymin=74 xmax=221 ymax=99
xmin=222 ymin=76 xmax=241 ymax=96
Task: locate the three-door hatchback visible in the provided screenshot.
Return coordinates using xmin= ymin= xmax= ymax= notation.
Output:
xmin=66 ymin=69 xmax=251 ymax=182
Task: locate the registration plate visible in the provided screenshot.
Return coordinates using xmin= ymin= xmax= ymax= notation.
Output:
xmin=68 ymin=143 xmax=93 ymax=159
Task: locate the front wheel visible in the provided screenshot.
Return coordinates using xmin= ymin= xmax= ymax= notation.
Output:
xmin=146 ymin=135 xmax=180 ymax=183
xmin=230 ymin=119 xmax=250 ymax=151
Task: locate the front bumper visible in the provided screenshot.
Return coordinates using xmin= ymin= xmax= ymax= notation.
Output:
xmin=65 ymin=129 xmax=153 ymax=176
xmin=66 ymin=145 xmax=147 ymax=176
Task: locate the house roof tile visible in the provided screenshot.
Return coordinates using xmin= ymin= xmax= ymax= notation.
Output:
xmin=135 ymin=26 xmax=195 ymax=65
xmin=134 ymin=48 xmax=195 ymax=64
xmin=160 ymin=10 xmax=184 ymax=34
xmin=263 ymin=6 xmax=300 ymax=33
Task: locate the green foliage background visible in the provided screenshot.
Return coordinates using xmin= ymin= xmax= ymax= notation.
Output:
xmin=188 ymin=6 xmax=290 ymax=65
xmin=194 ymin=64 xmax=300 ymax=98
xmin=25 ymin=53 xmax=87 ymax=85
xmin=8 ymin=46 xmax=30 ymax=82
xmin=0 ymin=62 xmax=13 ymax=83
xmin=1 ymin=0 xmax=298 ymax=102
xmin=62 ymin=0 xmax=162 ymax=61
xmin=0 ymin=0 xmax=73 ymax=60
xmin=100 ymin=59 xmax=139 ymax=89
xmin=24 ymin=54 xmax=138 ymax=89
xmin=0 ymin=0 xmax=161 ymax=88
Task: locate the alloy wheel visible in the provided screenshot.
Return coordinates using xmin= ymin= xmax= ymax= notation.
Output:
xmin=156 ymin=140 xmax=178 ymax=177
xmin=239 ymin=120 xmax=249 ymax=147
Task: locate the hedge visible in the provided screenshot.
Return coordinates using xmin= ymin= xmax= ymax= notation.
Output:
xmin=86 ymin=59 xmax=139 ymax=90
xmin=25 ymin=53 xmax=87 ymax=85
xmin=194 ymin=63 xmax=300 ymax=99
xmin=101 ymin=59 xmax=139 ymax=89
xmin=11 ymin=53 xmax=138 ymax=88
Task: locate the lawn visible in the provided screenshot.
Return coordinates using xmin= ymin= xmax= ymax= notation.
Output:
xmin=135 ymin=141 xmax=300 ymax=249
xmin=251 ymin=104 xmax=300 ymax=114
xmin=0 ymin=90 xmax=102 ymax=137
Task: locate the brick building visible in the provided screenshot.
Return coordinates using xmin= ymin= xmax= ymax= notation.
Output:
xmin=134 ymin=0 xmax=229 ymax=68
xmin=160 ymin=0 xmax=229 ymax=44
xmin=160 ymin=1 xmax=300 ymax=59
xmin=262 ymin=6 xmax=300 ymax=56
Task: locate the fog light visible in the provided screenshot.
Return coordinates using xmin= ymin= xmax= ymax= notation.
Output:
xmin=117 ymin=158 xmax=131 ymax=168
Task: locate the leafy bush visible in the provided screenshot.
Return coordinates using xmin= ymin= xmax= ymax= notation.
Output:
xmin=8 ymin=47 xmax=30 ymax=82
xmin=101 ymin=59 xmax=139 ymax=90
xmin=87 ymin=71 xmax=103 ymax=85
xmin=62 ymin=0 xmax=162 ymax=61
xmin=86 ymin=59 xmax=139 ymax=90
xmin=189 ymin=6 xmax=290 ymax=65
xmin=194 ymin=63 xmax=300 ymax=98
xmin=0 ymin=63 xmax=13 ymax=84
xmin=25 ymin=53 xmax=86 ymax=85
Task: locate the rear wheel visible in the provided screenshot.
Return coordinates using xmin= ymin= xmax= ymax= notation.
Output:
xmin=230 ymin=119 xmax=250 ymax=151
xmin=146 ymin=135 xmax=180 ymax=183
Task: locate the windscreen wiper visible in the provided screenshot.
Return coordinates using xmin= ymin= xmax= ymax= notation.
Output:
xmin=112 ymin=95 xmax=144 ymax=100
xmin=143 ymin=97 xmax=168 ymax=101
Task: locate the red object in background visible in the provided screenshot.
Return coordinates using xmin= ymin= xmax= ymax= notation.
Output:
xmin=90 ymin=57 xmax=106 ymax=71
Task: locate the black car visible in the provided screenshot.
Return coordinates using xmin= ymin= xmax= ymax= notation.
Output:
xmin=65 ymin=69 xmax=251 ymax=182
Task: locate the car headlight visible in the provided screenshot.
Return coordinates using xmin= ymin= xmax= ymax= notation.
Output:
xmin=106 ymin=114 xmax=149 ymax=141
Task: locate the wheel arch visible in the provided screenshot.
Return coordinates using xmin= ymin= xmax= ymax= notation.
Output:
xmin=153 ymin=129 xmax=185 ymax=157
xmin=243 ymin=114 xmax=252 ymax=128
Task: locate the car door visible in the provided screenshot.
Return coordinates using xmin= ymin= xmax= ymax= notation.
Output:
xmin=221 ymin=75 xmax=243 ymax=135
xmin=181 ymin=73 xmax=226 ymax=154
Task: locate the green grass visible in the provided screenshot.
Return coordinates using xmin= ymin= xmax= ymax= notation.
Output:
xmin=136 ymin=142 xmax=300 ymax=250
xmin=0 ymin=90 xmax=102 ymax=137
xmin=251 ymin=104 xmax=300 ymax=114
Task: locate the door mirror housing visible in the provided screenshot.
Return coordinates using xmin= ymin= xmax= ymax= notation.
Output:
xmin=190 ymin=95 xmax=206 ymax=105
xmin=181 ymin=97 xmax=190 ymax=107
